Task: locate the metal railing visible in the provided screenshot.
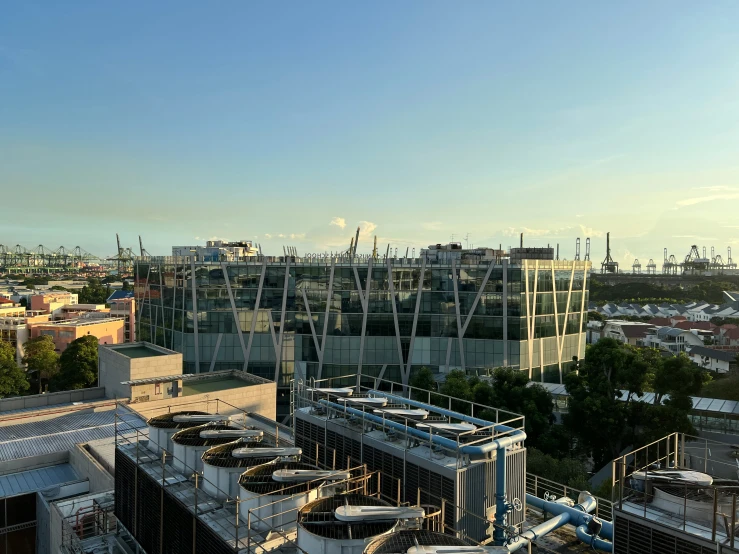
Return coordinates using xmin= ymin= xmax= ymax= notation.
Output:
xmin=526 ymin=473 xmax=613 ymax=522
xmin=612 ymin=432 xmax=739 ymax=547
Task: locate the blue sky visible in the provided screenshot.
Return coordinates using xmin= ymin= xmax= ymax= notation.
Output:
xmin=2 ymin=1 xmax=739 ymax=266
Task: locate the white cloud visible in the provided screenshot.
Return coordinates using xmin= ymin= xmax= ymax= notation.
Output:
xmin=503 ymin=227 xmax=552 ymax=237
xmin=358 ymin=221 xmax=377 ymax=238
xmin=329 ymin=217 xmax=346 ymax=229
xmin=691 ymin=186 xmax=734 ymax=192
xmin=676 ymin=192 xmax=739 ymax=207
xmin=575 ymin=214 xmax=584 ymax=218
xmin=264 ymin=233 xmax=272 ymax=239
xmin=278 ymin=233 xmax=285 ymax=238
xmin=578 ymin=224 xmax=604 ymax=238
xmin=289 ymin=233 xmax=306 ymax=240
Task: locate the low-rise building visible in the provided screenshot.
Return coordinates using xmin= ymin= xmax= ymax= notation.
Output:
xmin=687 ymin=345 xmax=739 ymax=373
xmin=602 ymin=321 xmax=654 ymax=345
xmin=643 ymin=326 xmax=705 ymax=353
xmin=29 ymin=291 xmax=79 ymax=317
xmin=108 ymin=297 xmax=135 ymax=342
xmin=30 ymin=317 xmax=124 ymax=353
xmin=0 ymin=306 xmax=51 ymax=364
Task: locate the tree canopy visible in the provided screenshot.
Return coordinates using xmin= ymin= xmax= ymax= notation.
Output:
xmin=564 ymin=338 xmax=710 ymax=468
xmin=0 ymin=340 xmax=30 ymax=397
xmin=50 ymin=335 xmax=99 ymax=391
xmin=22 ymin=336 xmax=59 ymax=393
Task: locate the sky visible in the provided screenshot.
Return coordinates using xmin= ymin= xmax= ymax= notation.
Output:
xmin=2 ymin=1 xmax=739 ymax=267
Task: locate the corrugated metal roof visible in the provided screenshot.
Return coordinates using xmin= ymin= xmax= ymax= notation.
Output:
xmin=534 ymin=382 xmax=739 ymax=415
xmin=0 ymin=463 xmax=78 ymax=498
xmin=0 ymin=405 xmax=145 ymax=463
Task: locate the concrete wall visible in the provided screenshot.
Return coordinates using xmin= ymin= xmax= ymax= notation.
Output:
xmin=128 ymin=379 xmax=277 ymax=421
xmin=0 ymin=387 xmax=105 ymax=412
xmin=99 ymin=342 xmax=182 ymax=400
xmin=69 ymin=443 xmax=114 ymax=492
xmin=0 ymin=451 xmax=68 ymax=476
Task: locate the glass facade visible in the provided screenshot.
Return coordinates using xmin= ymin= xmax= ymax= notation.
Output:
xmin=135 ymin=257 xmax=590 ymax=397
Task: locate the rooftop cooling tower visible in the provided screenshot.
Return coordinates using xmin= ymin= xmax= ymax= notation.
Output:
xmin=146 ymin=411 xmax=222 ymax=454
xmin=297 ymin=494 xmax=403 ymax=554
xmin=170 ymin=422 xmax=259 ymax=474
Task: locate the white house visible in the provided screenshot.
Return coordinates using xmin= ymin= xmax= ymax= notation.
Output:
xmin=687 ymin=346 xmax=739 ymax=374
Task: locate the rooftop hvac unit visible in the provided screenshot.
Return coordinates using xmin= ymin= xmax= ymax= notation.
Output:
xmin=146 ymin=411 xmax=224 ymax=455
xmin=297 ymin=494 xmax=405 ymax=554
xmin=201 ymin=435 xmax=301 ymax=501
xmin=363 ymin=530 xmax=472 ymax=554
xmin=238 ymin=461 xmax=350 ymax=532
xmin=170 ymin=421 xmax=251 ymax=474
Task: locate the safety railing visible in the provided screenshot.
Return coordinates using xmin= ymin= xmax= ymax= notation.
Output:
xmin=526 ymin=473 xmax=613 ymax=522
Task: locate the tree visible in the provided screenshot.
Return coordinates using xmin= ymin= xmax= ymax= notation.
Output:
xmin=0 ymin=340 xmax=30 ymax=397
xmin=22 ymin=336 xmax=59 ymax=393
xmin=438 ymin=370 xmax=472 ymax=414
xmin=77 ymin=279 xmax=110 ymax=304
xmin=50 ymin=335 xmax=99 ymax=391
xmin=410 ymin=366 xmax=437 ymax=401
xmin=526 ymin=447 xmax=590 ymax=490
xmin=653 ymin=353 xmax=709 ymax=405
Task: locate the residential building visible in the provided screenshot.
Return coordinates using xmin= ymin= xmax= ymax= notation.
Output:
xmin=687 ymin=345 xmax=739 ymax=373
xmin=601 ymin=321 xmax=653 ymax=345
xmin=57 ymin=303 xmax=109 ymax=320
xmin=0 ymin=306 xmax=50 ymax=364
xmin=30 ymin=317 xmax=125 ymax=353
xmin=643 ymin=326 xmax=704 ymax=353
xmin=109 ymin=296 xmax=136 ymax=342
xmin=29 ymin=291 xmax=79 ymax=317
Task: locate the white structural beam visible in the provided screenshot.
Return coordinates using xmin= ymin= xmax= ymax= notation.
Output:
xmin=274 ymin=258 xmax=291 ymax=382
xmin=317 ymin=260 xmax=335 ymax=381
xmin=190 ymin=257 xmax=200 ymax=372
xmin=386 ymin=260 xmax=405 ymax=379
xmin=451 ymin=260 xmax=465 ymax=370
xmin=403 ymin=257 xmax=426 ymax=386
xmin=244 ymin=258 xmax=267 ymax=373
xmin=221 ymin=262 xmax=248 ymax=362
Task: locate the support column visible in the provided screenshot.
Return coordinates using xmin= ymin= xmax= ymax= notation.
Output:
xmin=244 ymin=259 xmax=267 ymax=373
xmin=222 ymin=262 xmax=248 ymax=362
xmin=387 ymin=260 xmax=405 ymax=379
xmin=317 ymin=260 xmax=335 ymax=381
xmin=403 ymin=258 xmax=426 ymax=386
xmin=577 ymin=263 xmax=589 ymax=361
xmin=502 ymin=258 xmax=508 ymax=367
xmin=354 ymin=260 xmax=373 ymax=387
xmin=190 ymin=257 xmax=200 ymax=372
xmin=274 ymin=258 xmax=292 ymax=382
xmin=451 ymin=260 xmax=465 ymax=370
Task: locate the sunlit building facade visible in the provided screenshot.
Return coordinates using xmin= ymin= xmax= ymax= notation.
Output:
xmin=135 ymin=256 xmax=590 ymax=415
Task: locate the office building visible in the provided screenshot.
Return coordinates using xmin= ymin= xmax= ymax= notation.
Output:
xmin=135 ymin=253 xmax=591 ymax=417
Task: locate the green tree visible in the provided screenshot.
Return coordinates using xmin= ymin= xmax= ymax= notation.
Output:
xmin=526 ymin=448 xmax=590 ymax=490
xmin=438 ymin=370 xmax=472 ymax=414
xmin=22 ymin=336 xmax=59 ymax=393
xmin=50 ymin=335 xmax=99 ymax=391
xmin=0 ymin=340 xmax=30 ymax=397
xmin=410 ymin=366 xmax=437 ymax=401
xmin=77 ymin=279 xmax=110 ymax=304
xmin=564 ymin=339 xmax=650 ymax=468
xmin=653 ymin=353 xmax=710 ymax=405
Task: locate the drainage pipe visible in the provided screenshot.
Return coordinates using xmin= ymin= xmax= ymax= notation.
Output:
xmin=576 ymin=525 xmax=613 ymax=552
xmin=316 ymin=398 xmax=526 ymax=546
xmin=526 ymin=494 xmax=612 ymax=539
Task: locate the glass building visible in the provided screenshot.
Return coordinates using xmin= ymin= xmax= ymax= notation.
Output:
xmin=135 ymin=256 xmax=590 ymax=416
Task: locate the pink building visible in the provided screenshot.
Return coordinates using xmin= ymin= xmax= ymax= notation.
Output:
xmin=29 ymin=292 xmax=79 ymax=317
xmin=30 ymin=317 xmax=125 ymax=353
xmin=109 ymin=298 xmax=136 ymax=342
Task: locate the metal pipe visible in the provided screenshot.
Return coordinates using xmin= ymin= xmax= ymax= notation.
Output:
xmin=526 ymin=493 xmax=613 ymax=540
xmin=576 ymin=525 xmax=613 ymax=552
xmin=505 ymin=512 xmax=570 ymax=552
xmin=367 ymin=390 xmax=522 ymax=435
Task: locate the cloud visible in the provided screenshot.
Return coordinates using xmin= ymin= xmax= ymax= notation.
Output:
xmin=422 ymin=221 xmax=443 ymax=231
xmin=264 ymin=233 xmax=272 ymax=239
xmin=329 ymin=217 xmax=346 ymax=229
xmin=502 ymin=226 xmax=576 ymax=238
xmin=278 ymin=234 xmax=285 ymax=238
xmin=578 ymin=224 xmax=604 ymax=238
xmin=289 ymin=233 xmax=306 ymax=240
xmin=575 ymin=214 xmax=584 ymax=218
xmin=676 ymin=192 xmax=739 ymax=207
xmin=358 ymin=221 xmax=377 ymax=238
xmin=691 ymin=186 xmax=734 ymax=192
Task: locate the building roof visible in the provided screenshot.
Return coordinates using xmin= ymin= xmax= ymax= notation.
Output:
xmin=620 ymin=324 xmax=653 ymax=339
xmin=0 ymin=403 xmax=145 ymax=463
xmin=674 ymin=321 xmax=716 ymax=331
xmin=648 ymin=317 xmax=671 ymax=326
xmin=688 ymin=346 xmax=739 ymax=363
xmin=107 ymin=290 xmax=134 ymax=302
xmin=0 ymin=463 xmax=79 ymax=498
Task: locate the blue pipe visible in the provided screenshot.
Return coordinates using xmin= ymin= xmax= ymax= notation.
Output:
xmin=318 ymin=396 xmax=526 ymax=546
xmin=505 ymin=512 xmax=570 ymax=552
xmin=526 ymin=494 xmax=612 ymax=539
xmin=368 ymin=390 xmax=522 ymax=435
xmin=576 ymin=525 xmax=613 ymax=552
